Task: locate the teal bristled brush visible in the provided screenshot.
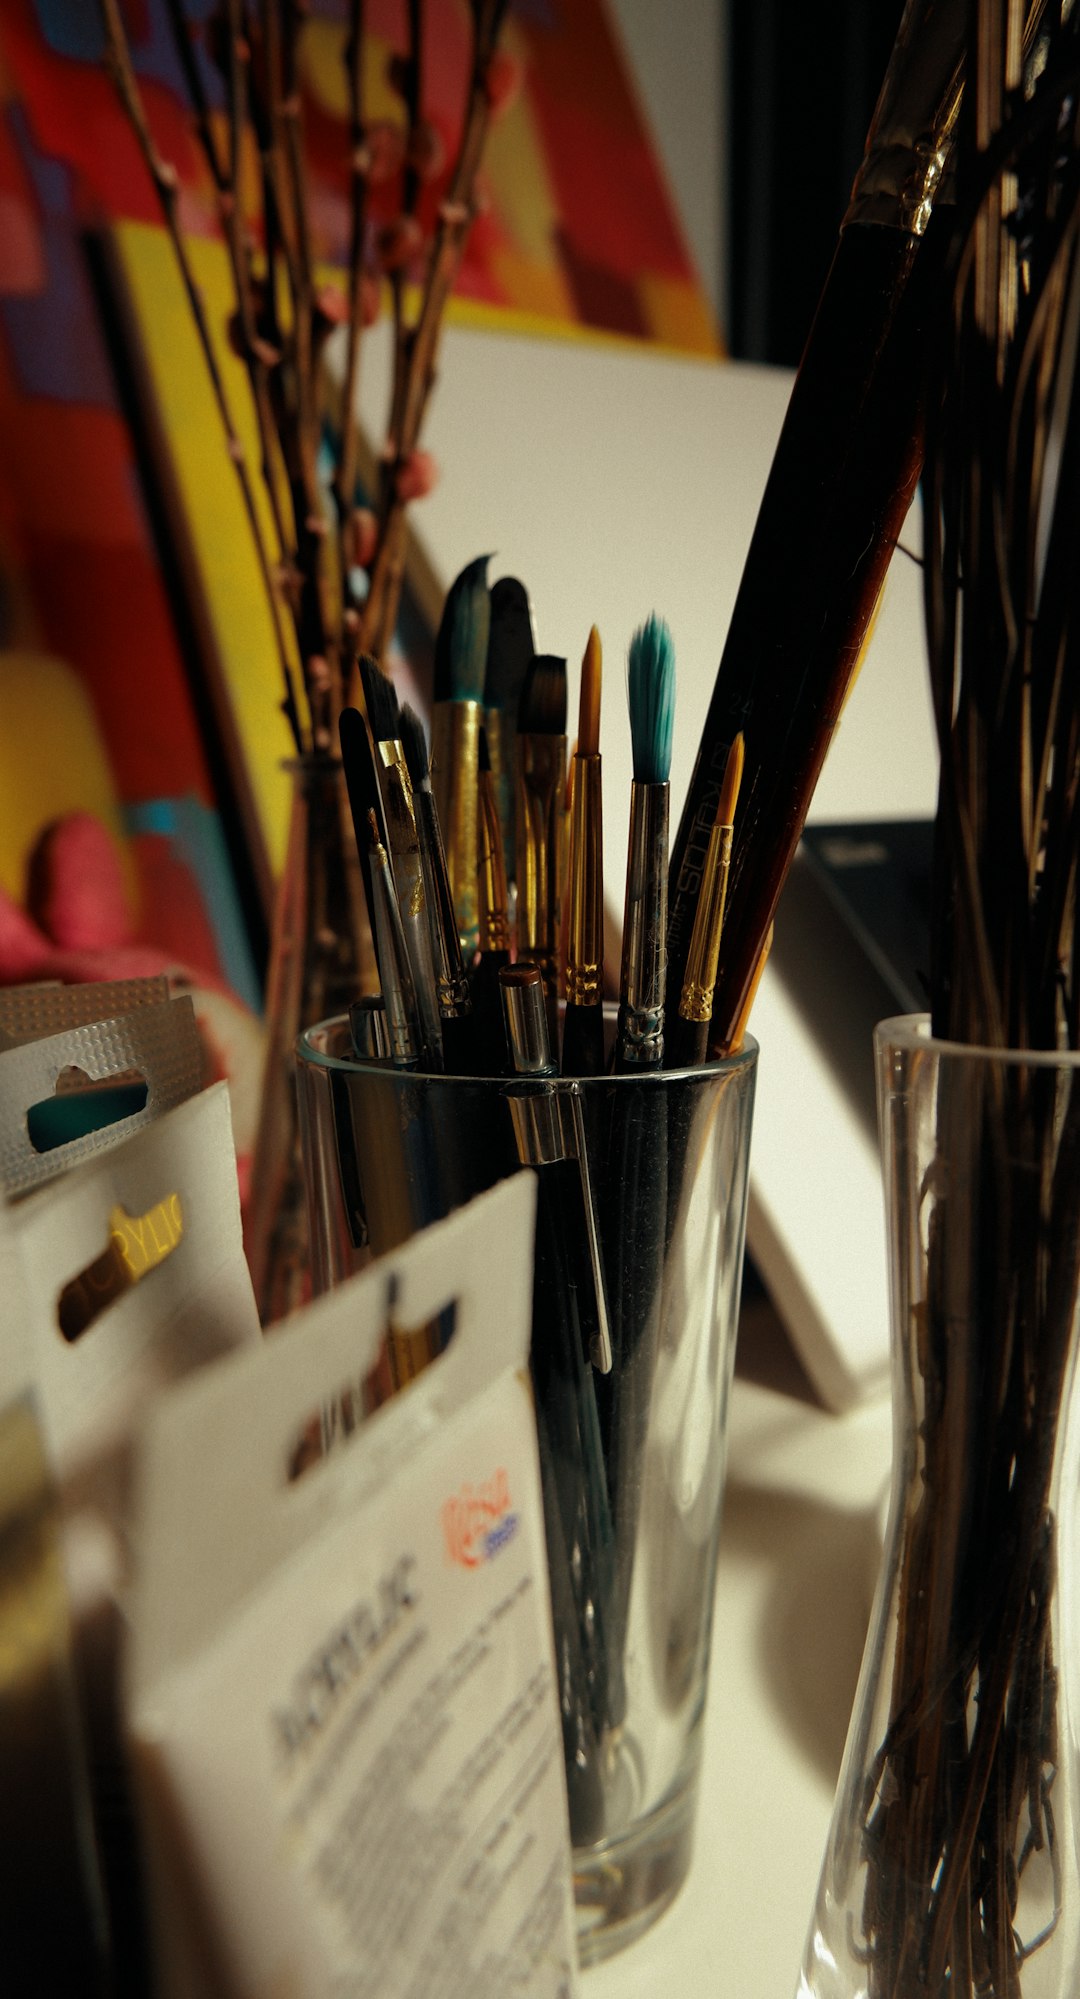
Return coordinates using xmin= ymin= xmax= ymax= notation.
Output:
xmin=616 ymin=614 xmax=674 ymax=1071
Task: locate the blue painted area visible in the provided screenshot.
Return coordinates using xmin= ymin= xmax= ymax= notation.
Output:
xmin=31 ymin=0 xmax=218 ymax=100
xmin=1 ymin=106 xmax=116 ymax=406
xmin=124 ymin=795 xmax=263 ymax=1014
xmin=30 ymin=0 xmax=105 ymax=64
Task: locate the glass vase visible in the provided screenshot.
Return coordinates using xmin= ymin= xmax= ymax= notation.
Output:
xmin=244 ymin=754 xmax=373 ymax=1326
xmin=798 ymin=1014 xmax=1080 ymax=1999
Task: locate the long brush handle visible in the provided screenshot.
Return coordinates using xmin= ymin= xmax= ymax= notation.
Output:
xmin=617 ymin=782 xmax=668 ymax=1070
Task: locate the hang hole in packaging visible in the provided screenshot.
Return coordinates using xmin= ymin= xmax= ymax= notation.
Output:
xmin=27 ymin=1067 xmax=150 ymax=1155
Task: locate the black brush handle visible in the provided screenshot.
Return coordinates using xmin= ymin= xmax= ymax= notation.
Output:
xmin=665 ymin=1013 xmax=709 ymax=1072
xmin=597 ymin=1084 xmax=668 ymax=1728
xmin=561 ymin=1000 xmax=605 ymax=1078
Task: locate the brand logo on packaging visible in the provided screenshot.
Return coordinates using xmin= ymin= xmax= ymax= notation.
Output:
xmin=442 ymin=1467 xmax=518 ymax=1568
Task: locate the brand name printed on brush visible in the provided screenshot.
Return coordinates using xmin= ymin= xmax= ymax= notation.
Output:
xmin=442 ymin=1467 xmax=518 ymax=1568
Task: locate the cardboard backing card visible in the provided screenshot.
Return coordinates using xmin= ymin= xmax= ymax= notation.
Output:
xmin=1 ymin=1080 xmax=259 ymax=1497
xmin=128 ymin=1173 xmax=579 ymax=1999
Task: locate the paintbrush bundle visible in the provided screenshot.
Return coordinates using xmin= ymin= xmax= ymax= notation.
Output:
xmin=339 ymin=575 xmax=756 ymax=1081
xmin=328 ymin=577 xmax=759 ymax=1924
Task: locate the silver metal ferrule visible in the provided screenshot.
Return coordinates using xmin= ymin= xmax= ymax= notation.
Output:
xmin=501 ymin=967 xmax=556 ymax=1078
xmin=371 ymin=846 xmax=420 ymax=1070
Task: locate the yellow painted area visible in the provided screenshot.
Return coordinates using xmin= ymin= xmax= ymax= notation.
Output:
xmin=300 ymin=18 xmax=402 ymax=128
xmin=482 ymin=38 xmax=564 ymax=267
xmin=0 ymin=651 xmax=137 ymax=914
xmin=486 ymin=243 xmax=575 ymax=324
xmin=113 ymin=219 xmax=297 ymax=878
xmin=443 ymin=290 xmax=725 ymax=362
xmin=635 ymin=272 xmax=723 ymax=359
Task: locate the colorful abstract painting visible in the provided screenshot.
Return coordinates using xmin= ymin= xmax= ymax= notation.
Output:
xmin=0 ymin=0 xmax=716 ymax=1007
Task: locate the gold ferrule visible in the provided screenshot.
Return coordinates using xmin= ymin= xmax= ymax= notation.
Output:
xmin=376 ymin=739 xmax=415 ymax=812
xmin=843 ymin=0 xmax=965 ymax=234
xmin=515 ymin=733 xmax=567 ymax=993
xmin=566 ymin=755 xmax=604 ymax=1007
xmin=484 ymin=706 xmax=517 ymax=879
xmin=679 ymin=822 xmax=733 ymax=1024
xmin=618 ymin=781 xmax=668 ymax=1061
xmin=381 ymin=762 xmax=421 ymax=885
xmin=414 ymin=789 xmax=470 ymax=1017
xmin=477 ymin=769 xmax=511 ymax=954
xmin=431 ymin=701 xmax=481 ymax=951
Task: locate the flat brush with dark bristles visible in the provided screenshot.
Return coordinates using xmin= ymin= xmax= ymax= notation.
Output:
xmin=359 ymin=657 xmax=441 ymax=1067
xmin=515 ymin=653 xmax=568 ymax=1042
xmin=358 ymin=652 xmax=402 ymax=753
xmin=431 ymin=554 xmax=492 ymax=951
xmin=485 ymin=575 xmax=536 ymax=883
xmin=400 ymin=702 xmax=478 ymax=1075
xmin=563 ymin=626 xmax=605 ymax=1077
xmin=617 ymin=615 xmax=674 ymax=1070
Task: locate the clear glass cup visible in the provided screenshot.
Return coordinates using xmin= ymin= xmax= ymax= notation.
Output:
xmin=296 ymin=1014 xmax=757 ymax=1963
xmin=798 ymin=1015 xmax=1080 ymax=1999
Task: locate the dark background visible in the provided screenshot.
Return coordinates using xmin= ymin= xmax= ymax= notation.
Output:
xmin=727 ymin=0 xmax=909 ymax=365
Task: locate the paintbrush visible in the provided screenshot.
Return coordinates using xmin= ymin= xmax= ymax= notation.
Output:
xmin=562 ymin=626 xmax=606 ymax=1078
xmin=668 ymin=732 xmax=745 ymax=1070
xmin=338 ymin=705 xmax=388 ymax=958
xmin=471 ymin=728 xmax=512 ymax=1061
xmin=484 ymin=575 xmax=536 ymax=888
xmin=499 ymin=963 xmax=616 ymax=1762
xmin=663 ymin=0 xmax=970 ymax=1050
xmin=515 ymin=654 xmax=568 ymax=1042
xmin=365 ymin=810 xmax=421 ymax=1070
xmin=616 ymin=616 xmax=674 ymax=1071
xmin=359 ymin=657 xmax=442 ymax=1069
xmin=597 ymin=616 xmax=675 ymax=1726
xmin=431 ymin=553 xmax=491 ymax=952
xmin=398 ymin=702 xmax=478 ymax=1077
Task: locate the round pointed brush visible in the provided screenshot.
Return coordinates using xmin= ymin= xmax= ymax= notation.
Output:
xmin=562 ymin=627 xmax=606 ymax=1077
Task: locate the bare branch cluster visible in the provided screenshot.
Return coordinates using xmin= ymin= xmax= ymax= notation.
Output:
xmin=99 ymin=0 xmax=510 ymax=751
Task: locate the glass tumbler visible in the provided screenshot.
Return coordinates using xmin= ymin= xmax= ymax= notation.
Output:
xmin=296 ymin=1015 xmax=757 ymax=1963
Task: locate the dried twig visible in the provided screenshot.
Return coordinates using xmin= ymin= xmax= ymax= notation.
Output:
xmin=101 ymin=0 xmax=510 ymax=743
xmin=856 ymin=8 xmax=1080 ymax=1993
